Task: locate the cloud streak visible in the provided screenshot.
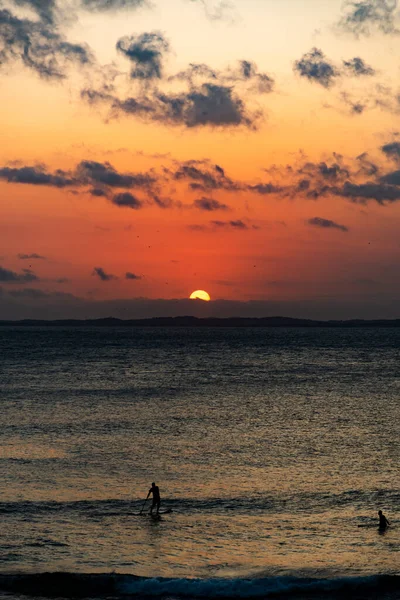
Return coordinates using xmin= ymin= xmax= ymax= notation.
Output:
xmin=308 ymin=217 xmax=349 ymax=232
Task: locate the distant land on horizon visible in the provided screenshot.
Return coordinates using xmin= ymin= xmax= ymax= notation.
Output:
xmin=1 ymin=316 xmax=400 ymax=327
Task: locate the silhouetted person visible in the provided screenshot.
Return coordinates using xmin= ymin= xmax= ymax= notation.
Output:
xmin=146 ymin=482 xmax=161 ymax=515
xmin=378 ymin=510 xmax=390 ymax=530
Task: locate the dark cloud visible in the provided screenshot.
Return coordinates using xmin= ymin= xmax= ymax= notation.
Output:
xmin=0 ymin=8 xmax=93 ymax=79
xmin=294 ymin=48 xmax=374 ymax=93
xmin=356 ymin=152 xmax=380 ymax=176
xmin=248 ymin=183 xmax=284 ymax=195
xmin=381 ymin=141 xmax=400 ymax=162
xmin=380 ymin=169 xmax=400 ymax=185
xmin=81 ymin=0 xmax=147 ymax=11
xmin=171 ymin=63 xmax=219 ymax=84
xmin=150 ymin=192 xmax=175 ymax=209
xmin=171 ymin=59 xmax=274 ymax=94
xmin=111 ymin=192 xmax=143 ymax=208
xmin=252 ymin=151 xmax=400 ymax=205
xmin=308 ymin=217 xmax=349 ymax=232
xmin=0 ymin=266 xmax=39 ymax=283
xmin=116 ymin=32 xmax=170 ymax=80
xmin=158 ymin=84 xmax=255 ymax=128
xmin=0 ymin=165 xmax=75 ymax=187
xmin=13 ymin=0 xmax=57 ymax=24
xmin=299 ymin=160 xmax=350 ymax=182
xmin=338 ymin=0 xmax=399 ymax=36
xmin=17 ymin=253 xmax=46 ymax=260
xmin=56 ymin=278 xmax=70 ymax=283
xmin=0 ymin=160 xmax=155 ymax=205
xmin=125 ymin=272 xmax=142 ymax=280
xmin=193 ymin=197 xmax=230 ymax=211
xmin=228 ymin=60 xmax=275 ymax=93
xmin=92 ymin=267 xmax=117 ymax=281
xmin=89 ymin=187 xmax=109 ymax=197
xmin=335 ymin=180 xmax=400 ymax=203
xmin=211 ymin=219 xmax=248 ymax=229
xmin=294 ymin=48 xmax=339 ymax=88
xmin=292 ymin=160 xmax=351 ymax=197
xmin=83 ymin=83 xmax=258 ymax=129
xmin=76 ymin=160 xmax=154 ymax=188
xmin=174 ymin=161 xmax=238 ymax=190
xmin=342 ymin=56 xmax=375 ymax=76
xmin=188 ymin=219 xmax=252 ymax=231
xmin=82 ymin=37 xmax=270 ymax=130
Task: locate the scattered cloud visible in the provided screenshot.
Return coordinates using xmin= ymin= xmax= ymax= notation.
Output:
xmin=82 ymin=44 xmax=273 ymax=130
xmin=0 ymin=7 xmax=94 ymax=79
xmin=174 ymin=160 xmax=238 ymax=191
xmin=381 ymin=141 xmax=400 ymax=162
xmin=193 ymin=197 xmax=230 ymax=211
xmin=13 ymin=0 xmax=57 ymax=24
xmin=294 ymin=48 xmax=339 ymax=88
xmin=3 ymin=147 xmax=400 ymax=211
xmin=186 ymin=0 xmax=235 ymax=22
xmin=116 ymin=32 xmax=170 ymax=81
xmin=92 ymin=267 xmax=117 ymax=281
xmin=0 ymin=159 xmax=154 ymax=207
xmin=294 ymin=48 xmax=375 ymax=88
xmin=342 ymin=56 xmax=375 ymax=76
xmin=308 ymin=217 xmax=349 ymax=232
xmin=211 ymin=219 xmax=249 ymax=229
xmin=80 ymin=0 xmax=148 ymax=11
xmin=89 ymin=187 xmax=109 ymax=197
xmin=17 ymin=253 xmax=47 ymax=260
xmin=380 ymin=169 xmax=400 ymax=185
xmin=83 ymin=83 xmax=259 ymax=128
xmin=125 ymin=272 xmax=142 ymax=280
xmin=248 ymin=182 xmax=284 ymax=195
xmin=334 ymin=180 xmax=400 ymax=203
xmin=76 ymin=160 xmax=154 ymax=188
xmin=338 ymin=0 xmax=400 ymax=36
xmin=111 ymin=191 xmax=143 ymax=208
xmin=0 ymin=165 xmax=76 ymax=187
xmin=0 ymin=266 xmax=39 ymax=283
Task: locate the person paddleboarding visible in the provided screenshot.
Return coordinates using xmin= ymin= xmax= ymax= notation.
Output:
xmin=146 ymin=482 xmax=161 ymax=516
xmin=378 ymin=510 xmax=390 ymax=531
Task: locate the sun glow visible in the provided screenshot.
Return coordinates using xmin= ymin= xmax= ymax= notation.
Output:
xmin=190 ymin=290 xmax=211 ymax=302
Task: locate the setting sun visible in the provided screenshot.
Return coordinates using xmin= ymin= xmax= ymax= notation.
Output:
xmin=189 ymin=290 xmax=211 ymax=302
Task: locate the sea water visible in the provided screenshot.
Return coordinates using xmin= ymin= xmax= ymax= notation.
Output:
xmin=0 ymin=326 xmax=399 ymax=599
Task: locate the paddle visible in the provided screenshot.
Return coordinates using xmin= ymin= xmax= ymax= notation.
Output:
xmin=139 ymin=495 xmax=149 ymax=515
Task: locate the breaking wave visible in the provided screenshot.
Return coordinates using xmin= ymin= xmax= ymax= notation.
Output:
xmin=0 ymin=572 xmax=399 ymax=599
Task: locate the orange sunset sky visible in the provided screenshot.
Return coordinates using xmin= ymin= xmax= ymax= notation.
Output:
xmin=1 ymin=0 xmax=400 ymax=319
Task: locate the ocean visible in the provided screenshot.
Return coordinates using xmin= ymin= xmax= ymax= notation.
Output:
xmin=0 ymin=326 xmax=399 ymax=599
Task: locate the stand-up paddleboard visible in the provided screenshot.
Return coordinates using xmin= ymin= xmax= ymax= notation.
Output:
xmin=139 ymin=509 xmax=173 ymax=517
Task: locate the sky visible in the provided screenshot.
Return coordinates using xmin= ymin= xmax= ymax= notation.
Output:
xmin=1 ymin=0 xmax=400 ymax=320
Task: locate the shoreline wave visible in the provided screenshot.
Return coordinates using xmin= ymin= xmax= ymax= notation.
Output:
xmin=0 ymin=572 xmax=399 ymax=599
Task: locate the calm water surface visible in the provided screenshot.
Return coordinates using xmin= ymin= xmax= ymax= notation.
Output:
xmin=0 ymin=327 xmax=399 ymax=598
